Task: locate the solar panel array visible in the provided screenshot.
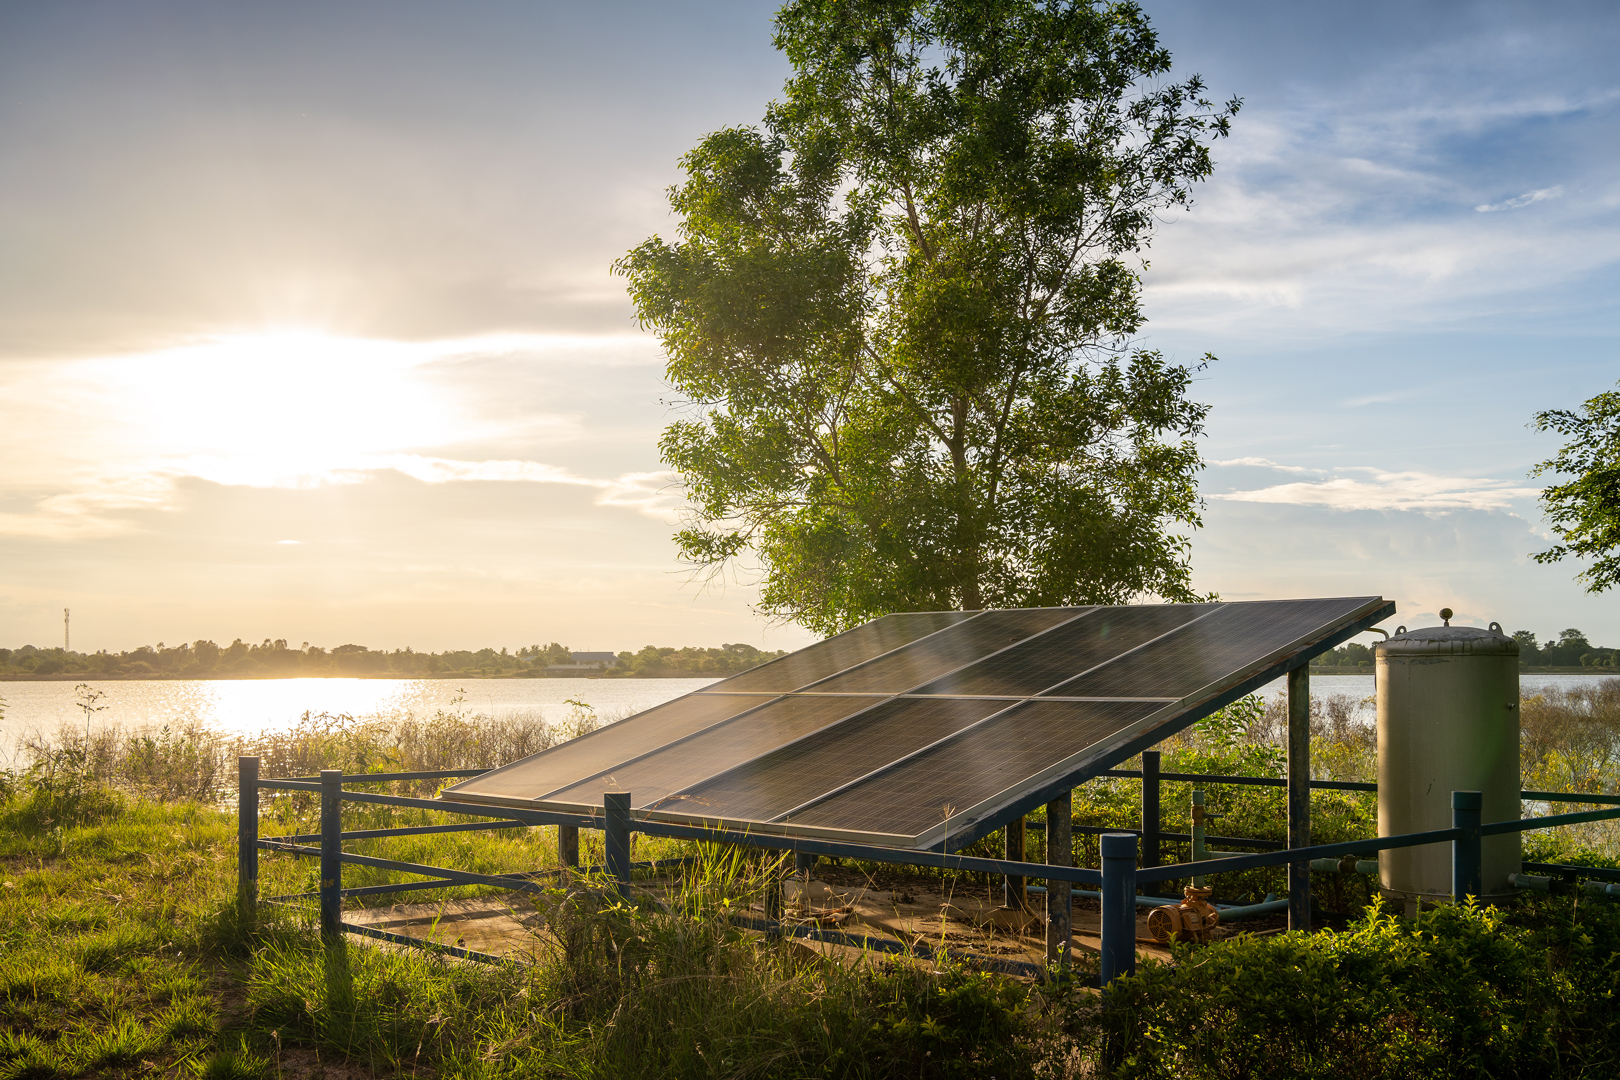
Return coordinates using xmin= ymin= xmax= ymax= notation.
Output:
xmin=441 ymin=597 xmax=1392 ymax=849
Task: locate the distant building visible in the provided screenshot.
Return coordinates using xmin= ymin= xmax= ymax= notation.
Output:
xmin=543 ymin=650 xmax=619 ymax=674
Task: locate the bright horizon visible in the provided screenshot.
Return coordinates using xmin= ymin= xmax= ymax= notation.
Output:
xmin=3 ymin=1 xmax=1618 ymax=655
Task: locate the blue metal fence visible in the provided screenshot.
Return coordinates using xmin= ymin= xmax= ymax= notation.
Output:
xmin=236 ymin=757 xmax=1620 ymax=988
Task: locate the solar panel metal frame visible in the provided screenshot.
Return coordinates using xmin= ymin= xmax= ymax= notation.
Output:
xmin=439 ymin=596 xmax=1394 ymax=850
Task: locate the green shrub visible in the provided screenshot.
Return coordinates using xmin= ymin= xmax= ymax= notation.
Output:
xmin=1098 ymin=896 xmax=1620 ymax=1078
xmin=0 ymin=749 xmax=124 ymax=835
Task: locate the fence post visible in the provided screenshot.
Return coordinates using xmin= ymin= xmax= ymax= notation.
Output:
xmin=604 ymin=792 xmax=632 ymax=901
xmin=1100 ymin=832 xmax=1138 ymax=987
xmin=237 ymin=756 xmax=259 ymax=924
xmin=1046 ymin=791 xmax=1073 ymax=968
xmin=1287 ymin=665 xmax=1312 ymax=931
xmin=1004 ymin=817 xmax=1026 ymax=910
xmin=765 ymin=852 xmax=784 ymax=938
xmin=1141 ymin=750 xmax=1161 ymax=877
xmin=1452 ymin=790 xmax=1482 ymax=902
xmin=557 ymin=824 xmax=579 ymax=871
xmin=319 ymin=769 xmax=342 ymax=941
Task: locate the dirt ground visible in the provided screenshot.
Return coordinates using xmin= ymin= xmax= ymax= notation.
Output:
xmin=342 ymin=865 xmax=1291 ymax=972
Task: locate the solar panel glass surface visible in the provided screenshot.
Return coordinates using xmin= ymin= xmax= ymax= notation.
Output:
xmin=440 ymin=596 xmax=1390 ymax=846
xmin=785 ymin=698 xmax=1165 ymax=837
xmin=646 ymin=695 xmax=1011 ymax=821
xmin=438 ymin=693 xmax=779 ymax=803
xmin=708 ymin=611 xmax=974 ymax=693
xmin=1041 ymin=598 xmax=1358 ymax=698
xmin=805 ymin=608 xmax=1084 ymax=695
xmin=537 ymin=693 xmax=872 ymax=808
xmin=912 ymin=603 xmax=1213 ymax=697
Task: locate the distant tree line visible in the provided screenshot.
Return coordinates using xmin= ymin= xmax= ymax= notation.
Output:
xmin=1311 ymin=628 xmax=1620 ymax=671
xmin=0 ymin=639 xmax=787 ymax=680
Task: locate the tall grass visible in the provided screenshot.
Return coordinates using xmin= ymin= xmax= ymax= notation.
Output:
xmin=8 ymin=700 xmax=607 ymax=806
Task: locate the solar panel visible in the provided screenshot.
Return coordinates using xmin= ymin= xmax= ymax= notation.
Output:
xmin=708 ymin=611 xmax=975 ymax=693
xmin=440 ymin=596 xmax=1393 ymax=847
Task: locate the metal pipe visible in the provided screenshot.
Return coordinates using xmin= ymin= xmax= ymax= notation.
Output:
xmin=319 ymin=770 xmax=342 ymax=941
xmin=1207 ymin=895 xmax=1288 ymax=921
xmin=1583 ymin=880 xmax=1620 ymax=899
xmin=1452 ymin=790 xmax=1483 ymax=901
xmin=1510 ymin=872 xmax=1552 ymax=892
xmin=1308 ymin=856 xmax=1379 ymax=875
xmin=238 ymin=756 xmax=258 ymax=924
xmin=1287 ymin=665 xmax=1311 ymax=931
xmin=1046 ymin=792 xmax=1073 ymax=968
xmin=1100 ymin=833 xmax=1137 ymax=987
xmin=603 ymin=792 xmax=632 ymax=900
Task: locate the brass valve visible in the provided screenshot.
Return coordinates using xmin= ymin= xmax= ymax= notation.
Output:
xmin=1147 ymin=885 xmax=1221 ymax=944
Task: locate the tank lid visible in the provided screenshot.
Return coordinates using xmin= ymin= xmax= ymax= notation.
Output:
xmin=1380 ymin=621 xmax=1518 ymax=655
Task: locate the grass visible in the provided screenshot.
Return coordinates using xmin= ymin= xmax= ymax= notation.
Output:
xmin=2 ymin=686 xmax=1618 ymax=1077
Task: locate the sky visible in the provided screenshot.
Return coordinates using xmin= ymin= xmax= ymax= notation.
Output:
xmin=1 ymin=0 xmax=1617 ymax=655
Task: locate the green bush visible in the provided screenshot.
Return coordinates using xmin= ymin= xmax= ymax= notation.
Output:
xmin=0 ymin=749 xmax=125 ymax=835
xmin=1098 ymin=896 xmax=1620 ymax=1078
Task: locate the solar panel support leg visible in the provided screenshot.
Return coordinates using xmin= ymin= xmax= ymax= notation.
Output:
xmin=320 ymin=769 xmax=342 ymax=942
xmin=1141 ymin=750 xmax=1161 ymax=884
xmin=1004 ymin=818 xmax=1026 ymax=910
xmin=794 ymin=851 xmax=816 ymax=878
xmin=1287 ymin=665 xmax=1312 ymax=932
xmin=1100 ymin=832 xmax=1138 ymax=987
xmin=604 ymin=792 xmax=631 ymax=901
xmin=238 ymin=756 xmax=258 ymax=926
xmin=557 ymin=824 xmax=579 ymax=871
xmin=1045 ymin=791 xmax=1072 ymax=969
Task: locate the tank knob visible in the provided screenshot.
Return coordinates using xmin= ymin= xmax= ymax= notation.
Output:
xmin=1440 ymin=607 xmax=1453 ymax=626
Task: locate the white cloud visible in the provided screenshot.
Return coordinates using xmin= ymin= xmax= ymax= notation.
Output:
xmin=1212 ymin=467 xmax=1542 ymax=512
xmin=1475 ymin=186 xmax=1564 ymax=213
xmin=1208 ymin=456 xmax=1322 ymax=474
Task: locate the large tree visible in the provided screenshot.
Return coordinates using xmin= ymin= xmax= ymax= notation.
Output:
xmin=618 ymin=0 xmax=1238 ymax=635
xmin=1532 ymin=381 xmax=1620 ymax=593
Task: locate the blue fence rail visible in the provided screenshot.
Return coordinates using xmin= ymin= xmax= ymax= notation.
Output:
xmin=236 ymin=757 xmax=1620 ymax=988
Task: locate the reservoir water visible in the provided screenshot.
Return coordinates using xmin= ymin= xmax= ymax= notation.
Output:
xmin=2 ymin=672 xmax=1614 ymax=766
xmin=0 ymin=677 xmax=717 ymax=765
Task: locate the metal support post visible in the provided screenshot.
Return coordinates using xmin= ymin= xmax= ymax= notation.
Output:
xmin=1452 ymin=790 xmax=1482 ymax=902
xmin=1100 ymin=832 xmax=1138 ymax=987
xmin=557 ymin=824 xmax=579 ymax=870
xmin=1004 ymin=817 xmax=1026 ymax=909
xmin=237 ymin=756 xmax=259 ymax=923
xmin=765 ymin=853 xmax=784 ymax=938
xmin=1046 ymin=791 xmax=1073 ymax=968
xmin=319 ymin=769 xmax=342 ymax=941
xmin=794 ymin=850 xmax=816 ymax=878
xmin=1287 ymin=665 xmax=1312 ymax=931
xmin=1141 ymin=750 xmax=1161 ymax=874
xmin=604 ymin=792 xmax=632 ymax=900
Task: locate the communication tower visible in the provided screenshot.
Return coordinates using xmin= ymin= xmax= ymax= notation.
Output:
xmin=64 ymin=607 xmax=70 ymax=652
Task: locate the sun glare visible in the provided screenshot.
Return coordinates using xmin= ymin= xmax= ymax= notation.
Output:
xmin=85 ymin=331 xmax=471 ymax=488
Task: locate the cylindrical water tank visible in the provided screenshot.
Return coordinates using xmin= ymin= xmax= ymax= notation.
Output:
xmin=1377 ymin=620 xmax=1520 ymax=906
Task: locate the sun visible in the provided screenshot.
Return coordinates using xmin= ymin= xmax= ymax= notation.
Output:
xmin=83 ymin=330 xmax=467 ymax=488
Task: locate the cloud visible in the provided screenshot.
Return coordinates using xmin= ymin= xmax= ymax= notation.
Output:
xmin=1475 ymin=186 xmax=1564 ymax=213
xmin=1212 ymin=467 xmax=1542 ymax=512
xmin=1208 ymin=456 xmax=1322 ymax=474
xmin=0 ymin=330 xmax=685 ymax=540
